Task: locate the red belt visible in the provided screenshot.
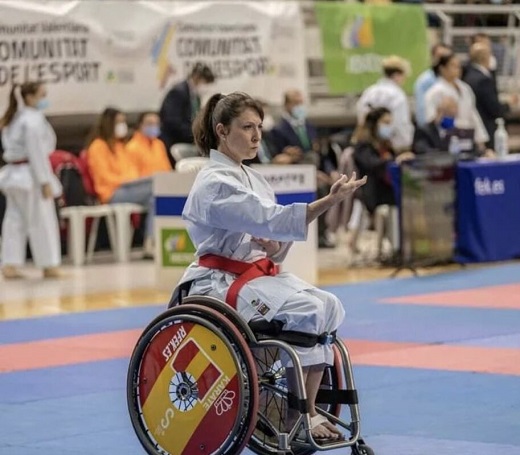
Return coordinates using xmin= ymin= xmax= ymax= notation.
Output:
xmin=198 ymin=254 xmax=279 ymax=309
xmin=7 ymin=159 xmax=29 ymax=165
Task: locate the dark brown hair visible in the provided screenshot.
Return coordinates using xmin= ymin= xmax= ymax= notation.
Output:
xmin=86 ymin=107 xmax=123 ymax=152
xmin=0 ymin=81 xmax=43 ymax=128
xmin=190 ymin=62 xmax=215 ymax=83
xmin=353 ymin=106 xmax=391 ymax=144
xmin=192 ymin=92 xmax=264 ymax=156
xmin=433 ymin=53 xmax=456 ymax=76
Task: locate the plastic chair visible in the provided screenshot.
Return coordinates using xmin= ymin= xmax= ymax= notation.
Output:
xmin=169 ymin=143 xmax=200 ymax=163
xmin=175 ymin=156 xmax=209 ymax=173
xmin=110 ymin=203 xmax=147 ymax=262
xmin=60 ymin=204 xmax=117 ymax=266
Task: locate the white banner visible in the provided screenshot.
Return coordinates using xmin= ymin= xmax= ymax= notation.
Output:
xmin=0 ymin=0 xmax=306 ymax=115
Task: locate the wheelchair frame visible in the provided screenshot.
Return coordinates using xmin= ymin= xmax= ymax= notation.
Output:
xmin=127 ymin=294 xmax=374 ymax=455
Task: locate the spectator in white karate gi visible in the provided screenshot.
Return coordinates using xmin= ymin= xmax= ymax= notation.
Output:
xmin=175 ymin=91 xmax=366 ymax=441
xmin=356 ymin=55 xmax=414 ymax=152
xmin=0 ymin=82 xmax=62 ymax=279
xmin=425 ymin=52 xmax=490 ymax=152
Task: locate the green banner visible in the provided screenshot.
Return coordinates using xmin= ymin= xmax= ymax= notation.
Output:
xmin=315 ymin=3 xmax=429 ymax=94
xmin=161 ymin=228 xmax=196 ymax=267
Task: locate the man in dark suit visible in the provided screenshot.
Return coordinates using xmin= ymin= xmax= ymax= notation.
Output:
xmin=159 ymin=63 xmax=215 ymax=166
xmin=271 ymin=90 xmax=338 ymax=248
xmin=463 ymin=42 xmax=516 ymax=149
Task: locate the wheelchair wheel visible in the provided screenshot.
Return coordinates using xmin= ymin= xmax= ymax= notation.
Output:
xmin=127 ymin=304 xmax=259 ymax=455
xmin=248 ymin=345 xmax=343 ymax=455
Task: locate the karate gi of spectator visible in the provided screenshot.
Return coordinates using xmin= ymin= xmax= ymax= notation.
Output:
xmin=356 ymin=55 xmax=414 ymax=152
xmin=425 ymin=53 xmax=490 ymax=150
xmin=174 ymin=92 xmax=366 ymax=441
xmin=414 ymin=43 xmax=452 ymax=127
xmin=0 ymin=82 xmax=62 ymax=279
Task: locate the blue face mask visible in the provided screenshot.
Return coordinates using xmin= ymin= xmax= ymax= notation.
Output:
xmin=440 ymin=116 xmax=455 ymax=130
xmin=143 ymin=125 xmax=160 ymax=139
xmin=377 ymin=124 xmax=393 ymax=140
xmin=36 ymin=99 xmax=49 ymax=111
xmin=291 ymin=104 xmax=306 ymax=121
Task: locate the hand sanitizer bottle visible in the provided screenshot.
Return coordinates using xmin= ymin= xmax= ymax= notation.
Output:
xmin=494 ymin=118 xmax=509 ymax=159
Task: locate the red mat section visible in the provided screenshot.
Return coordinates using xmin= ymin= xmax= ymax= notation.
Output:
xmin=1 ymin=331 xmax=519 ymax=376
xmin=381 ymin=284 xmax=520 ymax=309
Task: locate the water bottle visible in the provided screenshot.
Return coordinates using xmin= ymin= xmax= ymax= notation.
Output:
xmin=494 ymin=118 xmax=509 ymax=159
xmin=448 ymin=135 xmax=460 ymax=155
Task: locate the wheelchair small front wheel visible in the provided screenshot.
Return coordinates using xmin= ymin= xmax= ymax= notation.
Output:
xmin=127 ymin=304 xmax=259 ymax=455
xmin=352 ymin=441 xmax=375 ymax=455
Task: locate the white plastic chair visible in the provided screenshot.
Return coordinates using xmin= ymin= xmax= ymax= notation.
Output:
xmin=110 ymin=203 xmax=147 ymax=263
xmin=170 ymin=143 xmax=200 ymax=163
xmin=176 ymin=157 xmax=209 ymax=173
xmin=60 ymin=205 xmax=117 ymax=266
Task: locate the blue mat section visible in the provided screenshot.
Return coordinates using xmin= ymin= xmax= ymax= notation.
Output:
xmin=0 ymin=306 xmax=164 ymax=345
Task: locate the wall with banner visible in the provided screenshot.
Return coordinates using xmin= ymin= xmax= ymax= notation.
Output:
xmin=315 ymin=3 xmax=429 ymax=95
xmin=0 ymin=1 xmax=306 ymax=115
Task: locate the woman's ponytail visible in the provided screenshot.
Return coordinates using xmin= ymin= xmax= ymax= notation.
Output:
xmin=0 ymin=84 xmax=19 ymax=129
xmin=192 ymin=93 xmax=224 ymax=156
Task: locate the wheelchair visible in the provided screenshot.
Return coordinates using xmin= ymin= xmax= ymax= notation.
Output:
xmin=127 ymin=289 xmax=374 ymax=455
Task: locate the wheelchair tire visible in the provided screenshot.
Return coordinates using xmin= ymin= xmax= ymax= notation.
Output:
xmin=127 ymin=304 xmax=259 ymax=455
xmin=248 ymin=344 xmax=343 ymax=455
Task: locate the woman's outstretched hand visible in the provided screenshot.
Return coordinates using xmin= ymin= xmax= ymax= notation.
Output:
xmin=329 ymin=172 xmax=367 ymax=201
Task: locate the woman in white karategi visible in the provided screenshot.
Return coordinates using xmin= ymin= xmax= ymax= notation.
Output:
xmin=177 ymin=92 xmax=366 ymax=440
xmin=425 ymin=53 xmax=490 ymax=149
xmin=0 ymin=82 xmax=62 ymax=279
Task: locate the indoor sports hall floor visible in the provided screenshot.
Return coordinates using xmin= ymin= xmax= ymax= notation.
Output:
xmin=1 ymin=245 xmax=519 ymax=455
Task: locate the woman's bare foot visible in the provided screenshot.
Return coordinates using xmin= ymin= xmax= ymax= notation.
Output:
xmin=309 ymin=414 xmax=343 ymax=441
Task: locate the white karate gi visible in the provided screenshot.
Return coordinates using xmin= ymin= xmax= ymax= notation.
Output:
xmin=356 ymin=78 xmax=414 ymax=151
xmin=177 ymin=149 xmax=345 ymax=367
xmin=0 ymin=106 xmax=62 ymax=268
xmin=425 ymin=78 xmax=489 ymax=145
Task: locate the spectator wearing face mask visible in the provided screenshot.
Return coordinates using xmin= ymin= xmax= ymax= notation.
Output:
xmin=425 ymin=53 xmax=490 ymax=154
xmin=271 ymin=90 xmax=339 ymax=248
xmin=159 ymin=62 xmax=215 ymax=167
xmin=413 ymin=96 xmax=468 ymax=155
xmin=356 ymin=55 xmax=414 ymax=152
xmin=352 ymin=107 xmax=414 ymax=215
xmin=86 ymin=107 xmax=155 ymax=254
xmin=126 ymin=112 xmax=172 ymax=177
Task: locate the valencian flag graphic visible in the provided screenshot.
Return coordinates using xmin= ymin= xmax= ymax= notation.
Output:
xmin=136 ymin=321 xmax=242 ymax=454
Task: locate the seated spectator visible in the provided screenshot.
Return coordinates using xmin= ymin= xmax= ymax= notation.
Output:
xmin=271 ymin=89 xmax=338 ymax=248
xmin=353 ymin=107 xmax=413 ymax=260
xmin=86 ymin=107 xmax=155 ymax=256
xmin=425 ymin=53 xmax=490 ymax=154
xmin=126 ymin=112 xmax=172 ymax=177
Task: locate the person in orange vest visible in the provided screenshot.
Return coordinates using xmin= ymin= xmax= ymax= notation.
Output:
xmin=86 ymin=107 xmax=154 ymax=256
xmin=126 ymin=112 xmax=172 ymax=178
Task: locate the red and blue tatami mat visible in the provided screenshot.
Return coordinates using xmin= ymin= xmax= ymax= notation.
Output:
xmin=1 ymin=263 xmax=519 ymax=455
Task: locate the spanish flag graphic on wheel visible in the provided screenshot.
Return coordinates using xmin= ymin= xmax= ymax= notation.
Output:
xmin=137 ymin=321 xmax=243 ymax=455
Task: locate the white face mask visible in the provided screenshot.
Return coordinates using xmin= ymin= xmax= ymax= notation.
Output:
xmin=262 ymin=115 xmax=275 ymax=132
xmin=114 ymin=122 xmax=128 ymax=139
